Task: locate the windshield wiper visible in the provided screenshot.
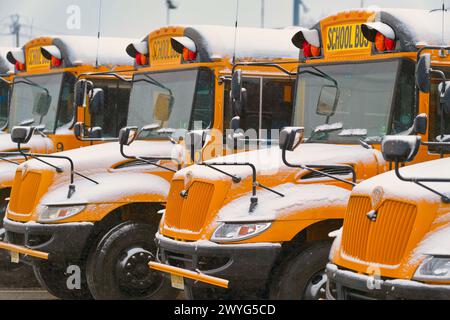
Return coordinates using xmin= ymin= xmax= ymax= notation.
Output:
xmin=307 ymin=122 xmax=343 ymax=142
xmin=119 ymin=142 xmax=181 ymax=173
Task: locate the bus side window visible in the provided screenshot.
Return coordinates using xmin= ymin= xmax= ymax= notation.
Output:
xmin=190 ymin=69 xmax=214 ymax=130
xmin=56 ymin=73 xmax=76 ymax=129
xmin=223 ymin=77 xmax=260 ymax=133
xmin=262 ymin=79 xmax=294 ymax=134
xmin=90 ymin=80 xmax=131 ymax=138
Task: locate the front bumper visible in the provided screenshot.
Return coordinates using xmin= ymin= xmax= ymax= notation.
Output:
xmin=326 ymin=263 xmax=450 ymax=300
xmin=156 ymin=232 xmax=281 ymax=291
xmin=2 ymin=217 xmax=93 ymax=265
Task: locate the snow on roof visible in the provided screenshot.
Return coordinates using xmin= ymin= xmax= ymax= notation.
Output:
xmin=325 ymin=8 xmax=450 ymax=48
xmin=34 ymin=36 xmax=137 ymax=67
xmin=380 ymin=8 xmax=450 ymax=47
xmin=354 ymin=157 xmax=450 ymax=202
xmin=182 ymin=25 xmax=302 ymax=61
xmin=0 ymin=47 xmax=15 ymax=74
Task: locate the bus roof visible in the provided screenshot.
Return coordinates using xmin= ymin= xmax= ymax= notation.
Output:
xmin=0 ymin=47 xmax=14 ymax=74
xmin=16 ymin=36 xmax=136 ymax=68
xmin=326 ymin=8 xmax=450 ymax=49
xmin=159 ymin=25 xmax=301 ymax=62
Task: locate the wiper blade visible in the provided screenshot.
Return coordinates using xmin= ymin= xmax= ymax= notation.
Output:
xmin=338 ymin=129 xmax=368 ymax=137
xmin=307 ymin=122 xmax=343 ymax=141
xmin=313 ymin=122 xmax=343 ymax=133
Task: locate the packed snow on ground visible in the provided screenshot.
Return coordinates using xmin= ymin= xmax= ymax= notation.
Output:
xmin=217 ymin=183 xmax=350 ymax=222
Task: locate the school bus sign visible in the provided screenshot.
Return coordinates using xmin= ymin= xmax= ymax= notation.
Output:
xmin=325 ymin=23 xmax=371 ymax=55
xmin=26 ymin=46 xmax=51 ymax=70
xmin=150 ymin=36 xmax=181 ymax=66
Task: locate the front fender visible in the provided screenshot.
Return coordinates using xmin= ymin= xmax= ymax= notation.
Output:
xmin=38 ymin=172 xmax=171 ymax=222
xmin=215 ymin=183 xmax=350 ymax=243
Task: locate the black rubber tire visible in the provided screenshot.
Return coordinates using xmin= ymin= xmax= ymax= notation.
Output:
xmin=269 ymin=241 xmax=331 ymax=300
xmin=33 ymin=263 xmax=92 ymax=300
xmin=0 ymin=228 xmax=39 ymax=288
xmin=86 ymin=221 xmax=177 ymax=300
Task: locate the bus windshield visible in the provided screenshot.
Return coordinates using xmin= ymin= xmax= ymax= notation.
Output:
xmin=9 ymin=73 xmax=75 ymax=132
xmin=293 ymin=59 xmax=415 ymax=143
xmin=127 ymin=68 xmax=214 ymax=140
xmin=0 ymin=80 xmax=8 ymax=129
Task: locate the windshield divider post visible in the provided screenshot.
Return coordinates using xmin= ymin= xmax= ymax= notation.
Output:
xmin=394 ymin=161 xmax=450 ymax=203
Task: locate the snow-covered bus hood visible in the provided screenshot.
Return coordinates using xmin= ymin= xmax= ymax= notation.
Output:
xmin=0 ymin=134 xmax=53 ymax=153
xmin=352 ymin=157 xmax=450 ymax=203
xmin=20 ymin=139 xmax=180 ymax=175
xmin=15 ymin=140 xmax=181 ymax=206
xmin=174 ymin=143 xmax=385 ymax=181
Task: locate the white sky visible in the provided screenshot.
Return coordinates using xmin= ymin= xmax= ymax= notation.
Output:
xmin=0 ymin=0 xmax=449 ymax=47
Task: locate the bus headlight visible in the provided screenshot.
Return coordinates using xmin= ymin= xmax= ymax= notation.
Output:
xmin=413 ymin=256 xmax=450 ymax=282
xmin=38 ymin=205 xmax=86 ymax=223
xmin=211 ymin=222 xmax=272 ymax=243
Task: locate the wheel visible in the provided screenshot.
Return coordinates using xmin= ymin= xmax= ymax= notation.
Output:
xmin=86 ymin=221 xmax=177 ymax=300
xmin=33 ymin=263 xmax=92 ymax=300
xmin=269 ymin=241 xmax=331 ymax=300
xmin=0 ymin=229 xmax=39 ymax=288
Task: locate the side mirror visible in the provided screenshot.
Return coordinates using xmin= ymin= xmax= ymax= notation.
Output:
xmin=226 ymin=116 xmax=244 ymax=151
xmin=89 ymin=88 xmax=105 ymax=116
xmin=279 ymin=127 xmax=304 ymax=151
xmin=416 ymin=54 xmax=431 ymax=93
xmin=439 ymin=82 xmax=450 ymax=114
xmin=90 ymin=127 xmax=103 ymax=139
xmin=231 ymin=69 xmax=242 ymax=102
xmin=11 ymin=126 xmax=34 ymax=144
xmin=231 ymin=70 xmax=247 ymax=116
xmin=412 ymin=113 xmax=428 ymax=135
xmin=230 ymin=116 xmax=240 ymax=131
xmin=119 ymin=127 xmax=139 ymax=146
xmin=74 ymin=79 xmax=92 ymax=107
xmin=33 ymin=92 xmax=51 ymax=117
xmin=74 ymin=122 xmax=85 ymax=138
xmin=185 ymin=130 xmax=207 ymax=163
xmin=381 ymin=135 xmax=421 ymax=163
xmin=317 ymin=85 xmax=339 ymax=117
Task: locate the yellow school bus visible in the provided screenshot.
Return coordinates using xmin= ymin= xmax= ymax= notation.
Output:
xmin=327 ymin=41 xmax=450 ymax=299
xmin=0 ymin=36 xmax=135 ymax=287
xmin=0 ymin=26 xmax=300 ymax=299
xmin=0 ymin=47 xmax=14 ymax=131
xmin=150 ymin=9 xmax=450 ymax=300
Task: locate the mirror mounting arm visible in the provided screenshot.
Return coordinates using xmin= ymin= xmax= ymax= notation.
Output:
xmin=15 ymin=143 xmax=98 ymax=198
xmin=202 ymin=162 xmax=285 ymax=212
xmin=394 ymin=161 xmax=450 ymax=203
xmin=281 ymin=148 xmax=356 ymax=187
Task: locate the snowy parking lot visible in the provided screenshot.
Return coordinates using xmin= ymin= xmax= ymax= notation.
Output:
xmin=0 ymin=287 xmax=56 ymax=300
